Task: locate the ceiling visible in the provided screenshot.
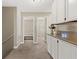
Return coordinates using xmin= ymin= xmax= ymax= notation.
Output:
xmin=2 ymin=0 xmax=54 ymax=12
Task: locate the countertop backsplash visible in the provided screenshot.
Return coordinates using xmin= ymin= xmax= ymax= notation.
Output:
xmin=57 ymin=22 xmax=77 ymax=32
xmin=48 ymin=22 xmax=77 ymax=45
xmin=56 ymin=22 xmax=77 ymax=45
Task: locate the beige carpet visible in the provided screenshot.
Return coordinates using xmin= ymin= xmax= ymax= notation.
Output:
xmin=5 ymin=39 xmax=53 ymax=59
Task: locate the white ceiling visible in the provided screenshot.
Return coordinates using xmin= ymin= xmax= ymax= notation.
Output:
xmin=2 ymin=0 xmax=54 ymax=12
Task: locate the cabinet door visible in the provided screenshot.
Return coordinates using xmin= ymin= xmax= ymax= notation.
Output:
xmin=57 ymin=0 xmax=65 ymax=23
xmin=47 ymin=35 xmax=52 ymax=55
xmin=52 ymin=0 xmax=57 ymax=24
xmin=66 ymin=0 xmax=77 ymax=21
xmin=51 ymin=37 xmax=58 ymax=59
xmin=59 ymin=40 xmax=77 ymax=59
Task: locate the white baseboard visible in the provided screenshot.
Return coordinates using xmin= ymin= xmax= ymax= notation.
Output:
xmin=14 ymin=42 xmax=21 ymax=49
xmin=20 ymin=42 xmax=24 ymax=44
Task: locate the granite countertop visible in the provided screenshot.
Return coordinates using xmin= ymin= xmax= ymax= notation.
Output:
xmin=47 ymin=32 xmax=77 ymax=45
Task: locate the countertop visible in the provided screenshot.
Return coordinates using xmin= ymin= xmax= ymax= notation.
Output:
xmin=47 ymin=32 xmax=77 ymax=45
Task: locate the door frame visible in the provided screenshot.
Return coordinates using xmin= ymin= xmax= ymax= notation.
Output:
xmin=22 ymin=16 xmax=34 ymax=43
xmin=22 ymin=16 xmax=47 ymax=44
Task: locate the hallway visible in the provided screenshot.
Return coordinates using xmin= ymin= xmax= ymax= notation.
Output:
xmin=5 ymin=39 xmax=53 ymax=59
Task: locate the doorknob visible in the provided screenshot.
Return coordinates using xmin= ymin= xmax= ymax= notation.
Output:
xmin=57 ymin=40 xmax=59 ymax=43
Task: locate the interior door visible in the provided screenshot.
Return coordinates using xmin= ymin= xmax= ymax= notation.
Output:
xmin=36 ymin=17 xmax=46 ymax=43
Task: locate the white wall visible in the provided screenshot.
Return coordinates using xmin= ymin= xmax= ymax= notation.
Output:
xmin=2 ymin=0 xmax=53 ymax=12
xmin=2 ymin=0 xmax=17 ymax=7
xmin=14 ymin=7 xmax=22 ymax=48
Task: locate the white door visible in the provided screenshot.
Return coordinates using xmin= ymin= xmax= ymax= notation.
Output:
xmin=36 ymin=17 xmax=46 ymax=43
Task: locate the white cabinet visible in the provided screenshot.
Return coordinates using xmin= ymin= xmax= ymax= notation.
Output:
xmin=47 ymin=35 xmax=77 ymax=59
xmin=47 ymin=35 xmax=52 ymax=55
xmin=52 ymin=0 xmax=57 ymax=24
xmin=66 ymin=0 xmax=77 ymax=21
xmin=47 ymin=35 xmax=58 ymax=59
xmin=51 ymin=37 xmax=58 ymax=59
xmin=56 ymin=0 xmax=77 ymax=23
xmin=56 ymin=0 xmax=65 ymax=23
xmin=58 ymin=40 xmax=77 ymax=59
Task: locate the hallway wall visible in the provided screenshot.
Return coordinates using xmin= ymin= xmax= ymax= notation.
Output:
xmin=2 ymin=7 xmax=16 ymax=58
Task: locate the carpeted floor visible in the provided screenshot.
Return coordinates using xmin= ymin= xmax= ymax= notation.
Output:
xmin=5 ymin=39 xmax=53 ymax=59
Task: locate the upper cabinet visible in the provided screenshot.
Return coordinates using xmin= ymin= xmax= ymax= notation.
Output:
xmin=66 ymin=0 xmax=77 ymax=21
xmin=56 ymin=0 xmax=77 ymax=23
xmin=56 ymin=0 xmax=65 ymax=23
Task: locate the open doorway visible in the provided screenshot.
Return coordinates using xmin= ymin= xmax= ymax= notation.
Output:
xmin=23 ymin=16 xmax=34 ymax=43
xmin=22 ymin=16 xmax=47 ymax=44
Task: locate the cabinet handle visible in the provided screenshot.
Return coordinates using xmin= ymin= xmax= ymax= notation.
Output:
xmin=57 ymin=40 xmax=59 ymax=43
xmin=64 ymin=18 xmax=66 ymax=21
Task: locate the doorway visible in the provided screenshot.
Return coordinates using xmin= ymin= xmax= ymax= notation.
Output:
xmin=23 ymin=16 xmax=34 ymax=43
xmin=22 ymin=16 xmax=47 ymax=44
